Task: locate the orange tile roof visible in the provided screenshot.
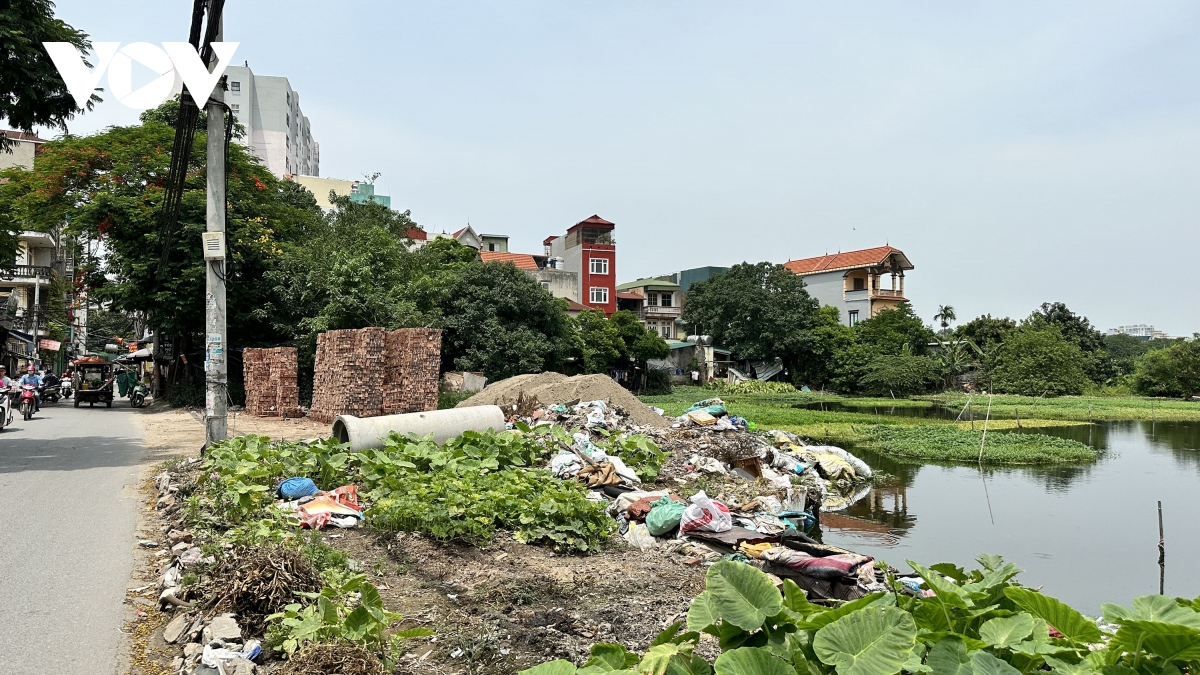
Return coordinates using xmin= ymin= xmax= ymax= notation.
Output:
xmin=563 ymin=299 xmax=590 ymax=312
xmin=783 ymin=246 xmax=912 ymax=275
xmin=480 ymin=251 xmax=539 ymax=270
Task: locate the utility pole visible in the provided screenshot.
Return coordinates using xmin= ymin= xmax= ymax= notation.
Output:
xmin=204 ymin=2 xmax=228 ymax=446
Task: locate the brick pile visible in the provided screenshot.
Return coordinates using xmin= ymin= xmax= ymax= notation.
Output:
xmin=242 ymin=347 xmax=300 ymax=417
xmin=309 ymin=327 xmax=442 ymax=424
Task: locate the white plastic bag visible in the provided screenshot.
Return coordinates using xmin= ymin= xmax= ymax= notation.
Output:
xmin=679 ymin=490 xmax=732 ymax=534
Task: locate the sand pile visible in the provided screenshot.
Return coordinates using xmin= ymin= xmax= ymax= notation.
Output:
xmin=456 ymin=372 xmax=668 ymax=427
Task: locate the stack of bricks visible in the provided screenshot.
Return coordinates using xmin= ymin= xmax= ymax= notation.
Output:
xmin=309 ymin=327 xmax=442 ymax=424
xmin=242 ymin=347 xmax=300 ymax=417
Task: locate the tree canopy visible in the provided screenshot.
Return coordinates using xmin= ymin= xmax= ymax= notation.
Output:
xmin=681 ymin=262 xmax=821 ymax=374
xmin=989 ymin=326 xmax=1089 ymax=396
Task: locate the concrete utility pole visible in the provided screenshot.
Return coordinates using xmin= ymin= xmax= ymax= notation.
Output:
xmin=204 ymin=3 xmax=228 ymax=445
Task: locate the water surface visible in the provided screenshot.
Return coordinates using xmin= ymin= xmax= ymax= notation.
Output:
xmin=813 ymin=412 xmax=1200 ymax=613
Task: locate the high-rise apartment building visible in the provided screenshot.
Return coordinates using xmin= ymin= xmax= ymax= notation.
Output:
xmin=223 ymin=65 xmax=319 ymax=178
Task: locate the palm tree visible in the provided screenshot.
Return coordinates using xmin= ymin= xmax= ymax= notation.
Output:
xmin=934 ymin=305 xmax=957 ymax=337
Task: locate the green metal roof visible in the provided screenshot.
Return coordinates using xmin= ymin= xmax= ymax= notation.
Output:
xmin=666 ymin=340 xmax=695 ymax=349
xmin=616 ymin=278 xmax=681 ymax=291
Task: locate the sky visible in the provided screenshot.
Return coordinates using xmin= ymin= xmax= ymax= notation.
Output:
xmin=44 ymin=1 xmax=1200 ymax=335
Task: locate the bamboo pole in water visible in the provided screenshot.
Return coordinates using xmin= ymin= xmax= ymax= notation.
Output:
xmin=955 ymin=395 xmax=974 ymax=423
xmin=978 ymin=395 xmax=994 ymax=464
xmin=1159 ymin=500 xmax=1166 ymax=595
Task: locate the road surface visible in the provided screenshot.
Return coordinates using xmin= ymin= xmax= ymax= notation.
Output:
xmin=0 ymin=397 xmax=146 ymax=674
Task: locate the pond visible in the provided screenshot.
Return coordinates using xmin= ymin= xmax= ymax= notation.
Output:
xmin=811 ymin=409 xmax=1200 ymax=613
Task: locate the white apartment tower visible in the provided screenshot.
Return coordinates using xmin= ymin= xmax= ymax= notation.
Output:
xmin=222 ymin=65 xmax=319 ymax=178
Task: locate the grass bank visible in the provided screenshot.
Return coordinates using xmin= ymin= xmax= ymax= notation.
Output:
xmin=642 ymin=387 xmax=1097 ymax=465
xmin=921 ymin=393 xmax=1200 ymax=422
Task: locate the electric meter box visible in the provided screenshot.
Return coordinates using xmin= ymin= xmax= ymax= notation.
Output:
xmin=202 ymin=231 xmax=226 ymax=260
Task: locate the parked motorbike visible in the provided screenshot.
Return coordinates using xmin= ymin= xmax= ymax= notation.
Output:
xmin=18 ymin=383 xmax=38 ymax=421
xmin=0 ymin=386 xmax=12 ymax=430
xmin=129 ymin=381 xmax=149 ymax=408
xmin=43 ymin=383 xmax=61 ymax=404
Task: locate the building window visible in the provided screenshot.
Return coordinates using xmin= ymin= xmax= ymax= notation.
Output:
xmin=589 ymin=258 xmax=608 ymax=275
xmin=540 ymin=281 xmax=550 ymax=290
xmin=230 ymin=103 xmax=239 ymax=113
xmin=660 ymin=325 xmax=672 ymax=338
xmin=646 ymin=292 xmax=657 ymax=306
xmin=853 ymin=277 xmax=865 ymax=291
xmin=286 ymin=114 xmax=290 ymax=128
xmin=660 ymin=293 xmax=672 ymax=308
xmin=589 ymin=287 xmax=609 ymax=304
xmin=848 ymin=310 xmax=859 ymax=326
xmin=229 ymin=81 xmax=240 ymax=92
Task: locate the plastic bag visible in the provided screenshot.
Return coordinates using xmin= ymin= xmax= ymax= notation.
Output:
xmin=623 ymin=522 xmax=657 ymax=551
xmin=645 ymin=496 xmax=688 ymax=536
xmin=276 ymin=477 xmax=319 ymax=500
xmin=679 ymin=490 xmax=732 ymax=534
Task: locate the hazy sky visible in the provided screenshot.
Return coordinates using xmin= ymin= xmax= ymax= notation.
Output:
xmin=48 ymin=1 xmax=1200 ymax=335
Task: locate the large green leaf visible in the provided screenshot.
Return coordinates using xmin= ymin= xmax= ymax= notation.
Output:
xmin=978 ymin=614 xmax=1034 ymax=648
xmin=521 ymin=660 xmax=577 ymax=675
xmin=1110 ymin=620 xmax=1200 ymax=661
xmin=705 ymin=561 xmax=784 ymax=631
xmin=713 ymin=647 xmax=795 ymax=675
xmin=927 ymin=637 xmax=973 ymax=675
xmin=1003 ymin=588 xmax=1101 ymax=644
xmin=1101 ymin=595 xmax=1200 ymax=629
xmin=969 ymin=651 xmax=1020 ymax=675
xmin=687 ymin=591 xmax=721 ymax=632
xmin=813 ymin=607 xmax=918 ymax=675
xmin=796 ymin=593 xmax=889 ymax=630
xmin=586 ymin=643 xmax=640 ymax=670
xmin=639 ymin=643 xmax=713 ymax=675
xmin=1042 ymin=656 xmax=1100 ymax=675
xmin=908 ymin=561 xmax=971 ymax=608
xmin=782 ymin=578 xmax=821 ymax=616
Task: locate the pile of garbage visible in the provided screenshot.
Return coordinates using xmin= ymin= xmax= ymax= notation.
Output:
xmin=495 ymin=394 xmax=883 ymax=602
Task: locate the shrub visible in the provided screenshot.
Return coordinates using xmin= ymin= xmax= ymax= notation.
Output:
xmin=1133 ymin=337 xmax=1200 ymax=399
xmin=990 ymin=327 xmax=1088 ymax=396
xmin=859 ymin=354 xmax=941 ymax=396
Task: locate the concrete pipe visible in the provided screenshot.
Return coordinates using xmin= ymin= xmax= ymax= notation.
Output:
xmin=332 ymin=405 xmax=507 ymax=451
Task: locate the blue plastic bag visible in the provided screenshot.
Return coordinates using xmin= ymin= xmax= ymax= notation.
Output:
xmin=276 ymin=477 xmax=319 ymax=500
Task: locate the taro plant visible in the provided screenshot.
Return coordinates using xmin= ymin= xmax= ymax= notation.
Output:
xmin=266 ymin=573 xmax=432 ymax=666
xmin=521 ymin=555 xmax=1200 ymax=674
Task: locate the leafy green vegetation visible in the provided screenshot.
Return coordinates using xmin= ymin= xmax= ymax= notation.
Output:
xmin=642 ymin=387 xmax=1098 ymax=464
xmin=926 ymin=392 xmax=1200 ymax=422
xmin=192 ymin=426 xmax=658 ymax=552
xmin=522 ymin=555 xmax=1200 ymax=674
xmin=858 ymin=425 xmax=1096 ymax=464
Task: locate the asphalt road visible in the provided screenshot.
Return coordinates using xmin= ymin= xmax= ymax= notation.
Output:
xmin=0 ymin=396 xmax=145 ymax=675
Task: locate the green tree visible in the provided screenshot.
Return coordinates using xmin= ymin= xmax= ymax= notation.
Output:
xmin=1133 ymin=336 xmax=1200 ymax=399
xmin=0 ymin=101 xmax=319 ymax=361
xmin=855 ymin=302 xmax=936 ymax=356
xmin=609 ymin=309 xmax=669 ymax=364
xmin=859 ymin=353 xmax=942 ymax=396
xmin=792 ymin=305 xmax=855 ymax=388
xmin=681 ymin=262 xmax=821 ymax=376
xmin=1027 ymin=302 xmax=1113 ymax=384
xmin=438 ymin=262 xmax=575 ymax=380
xmin=0 ymin=0 xmax=97 ymax=261
xmin=989 ymin=326 xmax=1089 ymax=396
xmin=576 ymin=309 xmax=623 ymax=374
xmin=933 ymin=304 xmax=956 ymax=336
xmin=1103 ymin=333 xmax=1176 ymax=378
xmin=955 ymin=314 xmax=1016 ymax=353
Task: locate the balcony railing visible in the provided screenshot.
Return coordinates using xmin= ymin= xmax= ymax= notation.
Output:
xmin=872 ymin=288 xmax=905 ymax=298
xmin=1 ymin=265 xmax=53 ymax=282
xmin=640 ymin=305 xmax=682 ymax=318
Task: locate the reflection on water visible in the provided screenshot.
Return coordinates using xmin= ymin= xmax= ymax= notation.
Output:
xmin=811 ymin=413 xmax=1200 ymax=612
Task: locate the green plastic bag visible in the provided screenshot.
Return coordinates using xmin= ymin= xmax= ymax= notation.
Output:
xmin=645 ymin=496 xmax=687 ymax=536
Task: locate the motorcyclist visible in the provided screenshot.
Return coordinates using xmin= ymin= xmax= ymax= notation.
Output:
xmin=43 ymin=371 xmax=60 ymax=388
xmin=18 ymin=365 xmax=42 ymax=412
xmin=0 ymin=365 xmax=11 ymax=389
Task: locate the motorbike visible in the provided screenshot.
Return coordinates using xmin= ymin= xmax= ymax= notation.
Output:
xmin=129 ymin=381 xmax=149 ymax=408
xmin=60 ymin=380 xmax=73 ymax=399
xmin=43 ymin=382 xmax=62 ymax=404
xmin=18 ymin=383 xmax=38 ymax=421
xmin=0 ymin=385 xmax=12 ymax=430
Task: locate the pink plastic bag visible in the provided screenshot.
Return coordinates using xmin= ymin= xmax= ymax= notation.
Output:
xmin=679 ymin=491 xmax=732 ymax=534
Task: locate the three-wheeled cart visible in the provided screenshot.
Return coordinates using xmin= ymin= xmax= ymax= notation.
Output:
xmin=73 ymin=360 xmax=115 ymax=408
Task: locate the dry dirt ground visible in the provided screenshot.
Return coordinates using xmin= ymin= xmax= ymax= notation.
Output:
xmin=126 ymin=405 xmax=720 ymax=675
